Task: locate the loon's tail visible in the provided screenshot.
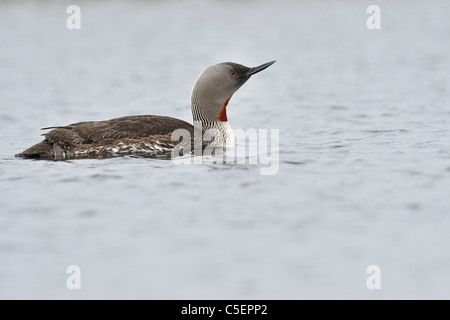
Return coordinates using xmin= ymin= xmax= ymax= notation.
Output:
xmin=15 ymin=141 xmax=54 ymax=159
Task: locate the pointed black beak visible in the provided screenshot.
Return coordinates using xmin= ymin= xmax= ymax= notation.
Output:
xmin=246 ymin=60 xmax=276 ymax=76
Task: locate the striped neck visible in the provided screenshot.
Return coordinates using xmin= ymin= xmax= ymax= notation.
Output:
xmin=191 ymin=87 xmax=234 ymax=148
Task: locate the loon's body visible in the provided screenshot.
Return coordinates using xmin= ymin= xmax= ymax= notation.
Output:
xmin=19 ymin=115 xmax=194 ymax=159
xmin=16 ymin=61 xmax=275 ymax=159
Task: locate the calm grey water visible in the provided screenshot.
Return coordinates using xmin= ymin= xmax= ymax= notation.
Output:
xmin=1 ymin=0 xmax=449 ymax=299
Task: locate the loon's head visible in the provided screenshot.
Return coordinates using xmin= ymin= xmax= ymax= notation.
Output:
xmin=191 ymin=61 xmax=276 ymax=123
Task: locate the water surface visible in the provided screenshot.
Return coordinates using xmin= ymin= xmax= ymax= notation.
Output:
xmin=0 ymin=0 xmax=449 ymax=299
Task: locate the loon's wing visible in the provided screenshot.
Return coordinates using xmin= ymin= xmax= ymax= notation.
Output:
xmin=49 ymin=115 xmax=193 ymax=141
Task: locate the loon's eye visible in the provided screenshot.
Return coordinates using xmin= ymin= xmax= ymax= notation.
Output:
xmin=230 ymin=72 xmax=236 ymax=76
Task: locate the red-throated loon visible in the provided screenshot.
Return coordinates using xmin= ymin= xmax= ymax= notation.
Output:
xmin=16 ymin=60 xmax=276 ymax=159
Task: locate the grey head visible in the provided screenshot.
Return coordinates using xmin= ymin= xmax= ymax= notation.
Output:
xmin=191 ymin=60 xmax=276 ymax=122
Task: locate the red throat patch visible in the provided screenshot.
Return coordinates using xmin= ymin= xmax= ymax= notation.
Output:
xmin=219 ymin=96 xmax=231 ymax=122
